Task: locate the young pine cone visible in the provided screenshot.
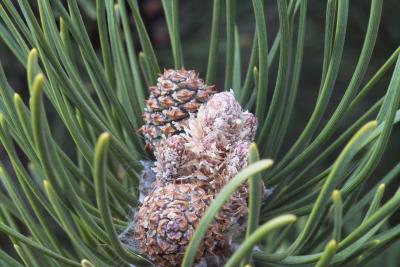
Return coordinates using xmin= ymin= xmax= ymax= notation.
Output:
xmin=138 ymin=69 xmax=216 ymax=150
xmin=185 ymin=90 xmax=257 ymax=155
xmin=153 ymin=91 xmax=257 ymax=190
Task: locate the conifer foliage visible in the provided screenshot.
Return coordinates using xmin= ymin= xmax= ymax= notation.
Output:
xmin=0 ymin=0 xmax=399 ymax=266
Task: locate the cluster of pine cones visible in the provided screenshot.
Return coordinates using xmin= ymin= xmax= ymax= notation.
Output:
xmin=134 ymin=69 xmax=257 ymax=266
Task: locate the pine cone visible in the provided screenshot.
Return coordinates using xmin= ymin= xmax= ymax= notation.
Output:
xmin=134 ymin=182 xmax=243 ymax=267
xmin=138 ymin=69 xmax=216 ymax=150
xmin=185 ymin=91 xmax=257 ymax=155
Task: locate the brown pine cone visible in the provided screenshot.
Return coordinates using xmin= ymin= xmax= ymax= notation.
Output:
xmin=138 ymin=69 xmax=216 ymax=150
xmin=133 ymin=182 xmax=247 ymax=267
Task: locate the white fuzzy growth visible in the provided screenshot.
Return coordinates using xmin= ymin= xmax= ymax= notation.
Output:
xmin=153 ymin=91 xmax=257 ymax=190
